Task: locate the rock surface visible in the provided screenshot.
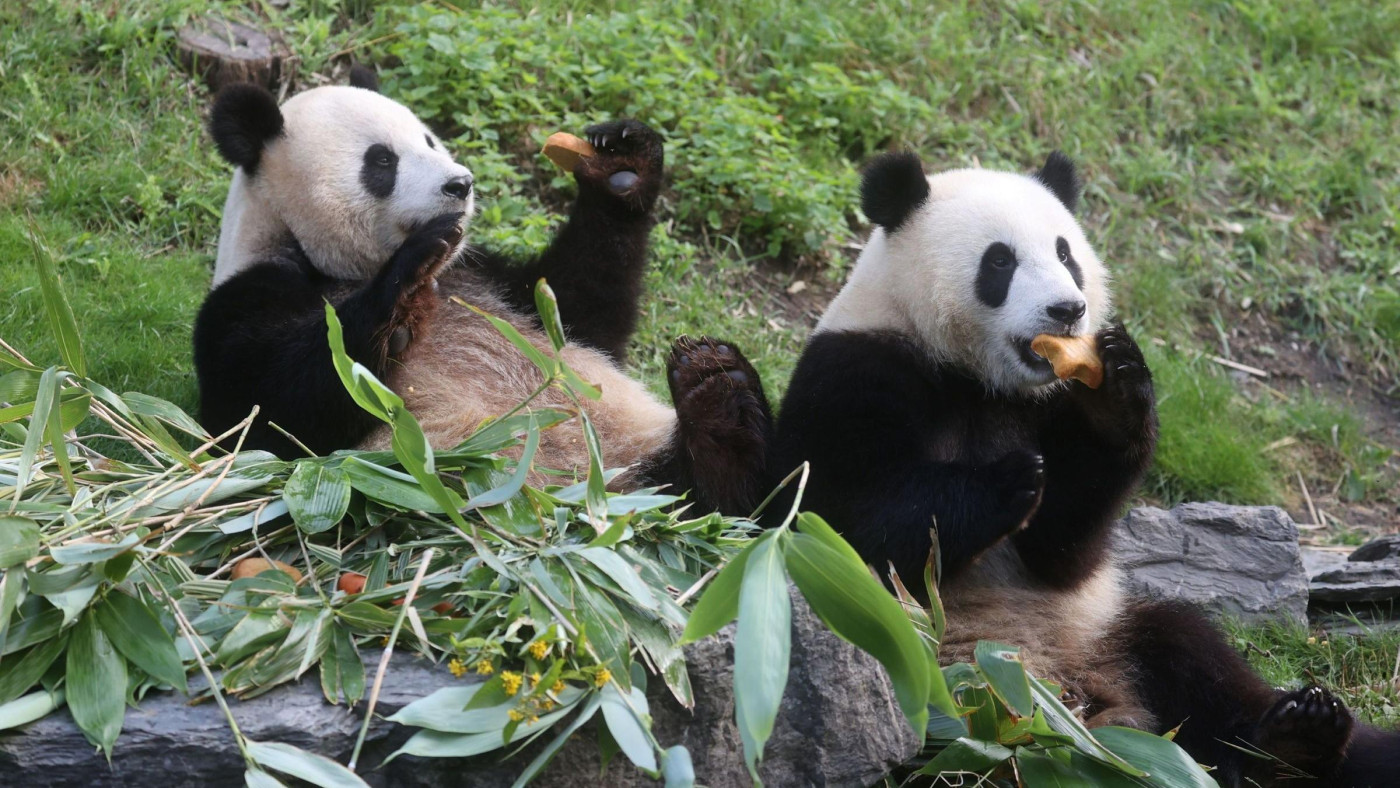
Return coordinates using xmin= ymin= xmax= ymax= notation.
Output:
xmin=1114 ymin=502 xmax=1308 ymax=624
xmin=0 ymin=584 xmax=919 ymax=787
xmin=1308 ymin=536 xmax=1400 ymax=604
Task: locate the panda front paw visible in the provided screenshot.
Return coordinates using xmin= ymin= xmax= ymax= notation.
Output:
xmin=575 ymin=120 xmax=664 ymax=213
xmin=985 ymin=449 xmax=1045 ymax=535
xmin=1075 ymin=323 xmax=1156 ymax=445
xmin=1249 ymin=687 xmax=1353 ymax=782
xmin=373 ymin=212 xmax=463 ymax=357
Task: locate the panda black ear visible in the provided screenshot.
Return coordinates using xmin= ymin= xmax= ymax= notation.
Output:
xmin=348 ymin=64 xmax=380 ymax=92
xmin=861 ymin=152 xmax=930 ymax=232
xmin=209 ymin=83 xmax=284 ymax=175
xmin=1034 ymin=151 xmax=1080 ymax=212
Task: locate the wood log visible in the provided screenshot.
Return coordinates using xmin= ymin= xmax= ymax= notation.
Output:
xmin=175 ymin=17 xmax=291 ymax=93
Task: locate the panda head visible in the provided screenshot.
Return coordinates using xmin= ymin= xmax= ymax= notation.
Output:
xmin=209 ymin=66 xmax=473 ymax=285
xmin=826 ymin=151 xmax=1111 ymax=395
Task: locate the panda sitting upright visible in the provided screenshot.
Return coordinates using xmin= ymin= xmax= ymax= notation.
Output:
xmin=194 ymin=67 xmax=771 ymax=515
xmin=769 ymin=151 xmax=1400 ymax=786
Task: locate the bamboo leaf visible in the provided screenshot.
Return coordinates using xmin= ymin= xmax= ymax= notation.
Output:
xmin=94 ymin=590 xmax=188 ymax=693
xmin=16 ymin=366 xmax=61 ymax=495
xmin=66 ymin=610 xmax=127 ymax=758
xmin=464 ymin=420 xmax=539 ymax=509
xmin=579 ymin=410 xmax=608 ymax=524
xmin=733 ymin=534 xmax=789 ymax=780
xmin=509 ymin=692 xmax=602 ymax=787
xmin=284 ymin=462 xmax=352 ymax=534
xmin=0 ymin=634 xmax=68 ymax=705
xmin=600 ymin=683 xmax=657 ymax=773
xmin=663 ymin=745 xmax=695 ymax=788
xmin=784 ymin=531 xmax=930 ymax=737
xmin=975 ymin=640 xmax=1035 ymax=719
xmin=0 ymin=516 xmax=41 ymax=568
xmin=28 ymin=221 xmax=85 ymax=377
xmin=679 ymin=536 xmax=761 ymax=644
xmin=578 ymin=547 xmax=658 ymax=611
xmin=50 ymin=533 xmax=140 ymax=565
xmin=246 ymin=740 xmax=370 ymax=788
xmin=324 ymin=303 xmax=392 ymax=423
xmin=1027 ymin=678 xmax=1146 ymax=776
xmin=914 ymin=737 xmax=1014 ymax=776
xmin=1091 ymin=726 xmax=1217 ymax=787
xmin=533 ymin=280 xmax=568 ymax=353
xmin=244 ymin=768 xmax=289 ymax=788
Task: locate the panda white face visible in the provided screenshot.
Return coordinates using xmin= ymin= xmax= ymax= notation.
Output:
xmin=820 ymin=152 xmax=1111 ymax=395
xmin=210 ymin=81 xmax=473 ymax=285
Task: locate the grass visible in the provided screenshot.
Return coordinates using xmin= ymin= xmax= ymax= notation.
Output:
xmin=0 ymin=0 xmax=1397 ymax=715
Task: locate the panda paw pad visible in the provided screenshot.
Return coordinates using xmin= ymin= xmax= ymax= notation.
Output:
xmin=1254 ymin=687 xmax=1353 ymax=775
xmin=667 ymin=336 xmax=761 ymax=404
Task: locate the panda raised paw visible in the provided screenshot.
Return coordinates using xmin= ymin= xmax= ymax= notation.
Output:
xmin=986 ymin=449 xmax=1045 ymax=535
xmin=371 ymin=212 xmax=463 ymax=357
xmin=575 ymin=120 xmax=664 ymax=210
xmin=667 ymin=335 xmax=763 ymax=407
xmin=1250 ymin=687 xmax=1353 ymax=782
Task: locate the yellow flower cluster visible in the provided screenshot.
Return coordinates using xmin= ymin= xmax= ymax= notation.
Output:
xmin=476 ymin=660 xmax=494 ymax=675
xmin=507 ymin=709 xmax=525 ymax=722
xmin=594 ymin=668 xmax=612 ymax=688
xmin=501 ymin=670 xmax=523 ymax=696
xmin=551 ymin=679 xmax=566 ymax=694
xmin=448 ymin=657 xmax=467 ymax=678
xmin=528 ymin=640 xmax=550 ymax=660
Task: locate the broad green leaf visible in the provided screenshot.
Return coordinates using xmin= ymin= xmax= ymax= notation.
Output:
xmin=926 ymin=707 xmax=969 ymax=741
xmin=576 ymin=583 xmax=630 ymax=684
xmin=324 ymin=622 xmax=365 ymax=705
xmin=120 ymin=392 xmax=206 ymax=436
xmin=50 ymin=533 xmax=140 ymax=565
xmin=464 ymin=420 xmax=539 ymax=509
xmin=0 ymin=516 xmax=41 ymax=568
xmin=678 ymin=535 xmax=762 ymax=644
xmin=94 ymin=591 xmax=188 ymax=693
xmin=2 ymin=608 xmax=62 ymax=655
xmin=1014 ymin=747 xmax=1101 ymax=786
xmin=600 ymin=682 xmax=657 ymax=773
xmin=284 ymin=462 xmax=352 ymax=534
xmin=66 ymin=610 xmax=126 ymax=757
xmin=324 ymin=303 xmax=392 ymax=423
xmin=533 ymin=280 xmax=568 ymax=353
xmin=734 ymin=534 xmax=790 ymax=780
xmin=454 ymin=408 xmax=572 ymax=455
xmin=663 ymin=745 xmax=696 ymax=788
xmin=16 ymin=366 xmax=61 ymax=495
xmin=578 ymin=547 xmax=658 ymax=611
xmin=915 ymin=737 xmax=1014 ymax=776
xmin=579 ymin=410 xmax=609 ymax=523
xmin=1092 ymin=726 xmax=1217 ymax=787
xmin=29 ymin=225 xmax=85 ymax=377
xmin=341 ymin=457 xmax=445 ymax=513
xmin=246 ymin=740 xmax=370 ymax=788
xmin=793 ymin=512 xmax=865 ymax=568
xmin=389 ymin=685 xmax=588 ymax=734
xmin=0 ymin=369 xmax=39 ymax=403
xmin=1028 ymin=677 xmax=1145 ymax=776
xmin=0 ymin=688 xmax=64 ymax=731
xmin=784 ymin=532 xmax=930 ymax=736
xmin=975 ymin=640 xmax=1034 ymax=718
xmin=387 ymin=703 xmax=575 ymax=761
xmin=0 ymin=568 xmax=23 ymax=654
xmin=509 ymin=693 xmax=602 ymax=788
xmin=463 ymin=302 xmax=556 ymax=378
xmin=0 ymin=634 xmax=67 ymax=705
xmin=244 ymin=768 xmax=288 ymax=788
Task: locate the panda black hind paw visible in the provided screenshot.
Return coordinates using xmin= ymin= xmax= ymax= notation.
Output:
xmin=667 ymin=336 xmax=765 ymax=407
xmin=1252 ymin=687 xmax=1353 ymax=779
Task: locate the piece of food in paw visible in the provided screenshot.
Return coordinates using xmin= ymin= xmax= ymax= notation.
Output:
xmin=542 ymin=132 xmax=597 ymax=170
xmin=231 ymin=557 xmax=303 ymax=583
xmin=1031 ymin=334 xmax=1104 ymax=389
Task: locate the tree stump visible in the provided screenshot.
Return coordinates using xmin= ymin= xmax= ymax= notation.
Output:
xmin=175 ymin=17 xmax=291 ymax=93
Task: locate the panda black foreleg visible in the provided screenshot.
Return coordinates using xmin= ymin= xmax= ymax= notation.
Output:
xmin=638 ymin=336 xmax=772 ymax=516
xmin=1015 ymin=323 xmax=1158 ymax=589
xmin=473 ymin=120 xmax=664 ymax=361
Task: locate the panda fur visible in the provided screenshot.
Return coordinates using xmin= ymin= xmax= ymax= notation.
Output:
xmin=194 ymin=68 xmax=771 ymax=514
xmin=769 ymin=151 xmax=1400 ymax=786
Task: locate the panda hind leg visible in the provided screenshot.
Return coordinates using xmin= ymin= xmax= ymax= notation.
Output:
xmin=661 ymin=336 xmax=772 ymax=516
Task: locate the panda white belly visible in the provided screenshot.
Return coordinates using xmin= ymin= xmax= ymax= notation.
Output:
xmin=359 ymin=278 xmax=677 ymax=487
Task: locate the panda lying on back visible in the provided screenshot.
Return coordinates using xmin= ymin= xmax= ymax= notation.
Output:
xmin=770 ymin=152 xmax=1400 ymax=786
xmin=195 ymin=68 xmax=771 ymax=515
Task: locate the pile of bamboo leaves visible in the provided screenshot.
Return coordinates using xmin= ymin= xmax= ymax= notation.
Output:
xmin=0 ymin=238 xmax=1220 ymax=786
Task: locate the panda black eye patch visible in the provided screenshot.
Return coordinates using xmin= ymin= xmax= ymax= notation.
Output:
xmin=975 ymin=242 xmax=1018 ymax=308
xmin=360 ymin=143 xmax=398 ymax=198
xmin=1056 ymin=236 xmax=1083 ymax=290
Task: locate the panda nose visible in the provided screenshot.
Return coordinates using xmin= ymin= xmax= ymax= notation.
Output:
xmin=442 ymin=174 xmax=474 ymax=200
xmin=1046 ymin=299 xmax=1087 ymax=325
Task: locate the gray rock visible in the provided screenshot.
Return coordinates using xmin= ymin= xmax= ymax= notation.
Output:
xmin=1114 ymin=502 xmax=1308 ymax=625
xmin=1309 ymin=538 xmax=1400 ymax=604
xmin=0 ymin=584 xmax=918 ymax=787
xmin=1348 ymin=535 xmax=1400 ymax=563
xmin=1301 ymin=546 xmax=1349 ymax=578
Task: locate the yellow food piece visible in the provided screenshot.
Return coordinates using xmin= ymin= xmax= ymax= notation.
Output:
xmin=231 ymin=557 xmax=303 ymax=583
xmin=541 ymin=132 xmax=596 ymax=170
xmin=1031 ymin=334 xmax=1104 ymax=389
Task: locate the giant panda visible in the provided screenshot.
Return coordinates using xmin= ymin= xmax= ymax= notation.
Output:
xmin=768 ymin=151 xmax=1400 ymax=786
xmin=193 ymin=67 xmax=771 ymax=515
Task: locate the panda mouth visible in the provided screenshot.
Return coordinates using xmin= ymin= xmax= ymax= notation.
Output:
xmin=1013 ymin=337 xmax=1055 ymax=372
